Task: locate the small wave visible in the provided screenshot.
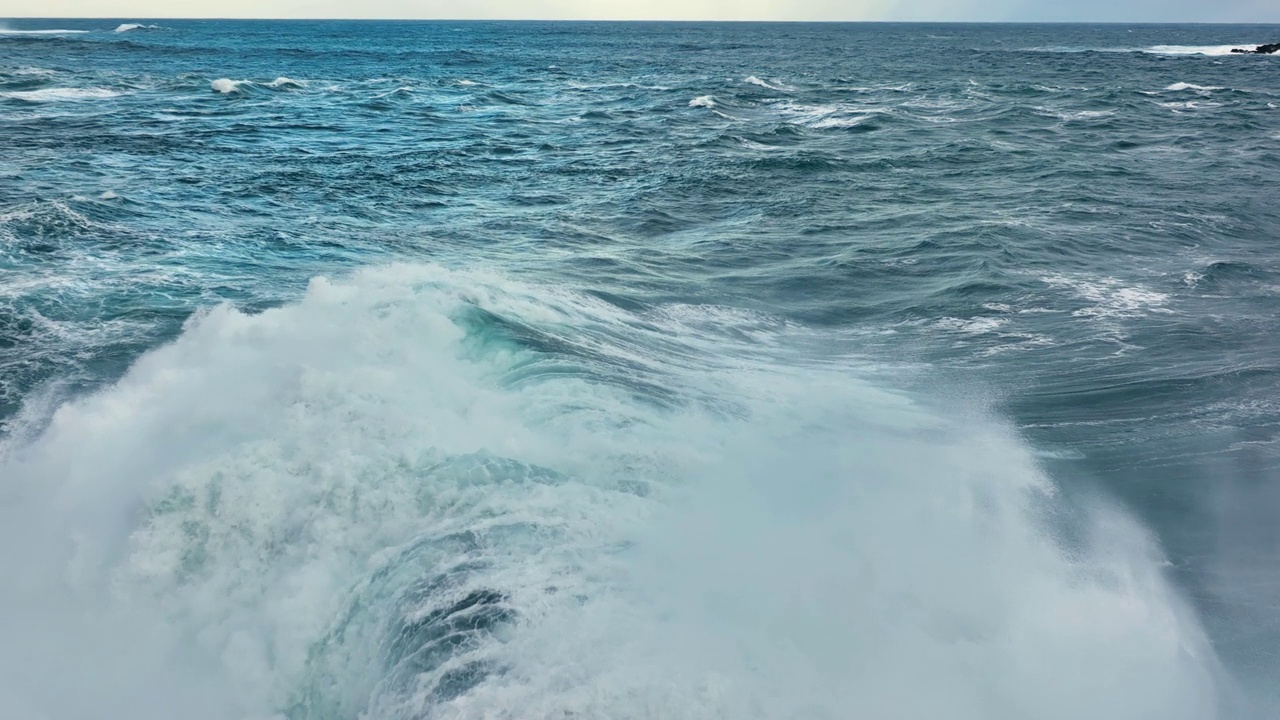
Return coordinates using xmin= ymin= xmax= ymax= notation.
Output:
xmin=210 ymin=78 xmax=245 ymax=94
xmin=1165 ymin=82 xmax=1224 ymax=92
xmin=689 ymin=95 xmax=715 ymax=108
xmin=811 ymin=115 xmax=875 ymax=129
xmin=1145 ymin=44 xmax=1256 ymax=56
xmin=371 ymin=86 xmax=413 ymax=100
xmin=11 ymin=66 xmax=56 ymax=77
xmin=458 ymin=79 xmax=477 ymax=86
xmin=114 ymin=23 xmax=161 ymax=33
xmin=1 ymin=87 xmax=121 ymax=102
xmin=1035 ymin=107 xmax=1115 ymax=122
xmin=266 ymin=76 xmax=304 ymax=89
xmin=1159 ymin=100 xmax=1220 ymax=112
xmin=744 ymin=76 xmax=793 ymax=92
xmin=566 ymin=80 xmax=672 ymax=92
xmin=209 ymin=76 xmax=303 ymax=93
xmin=933 ymin=316 xmax=1008 ymax=335
xmin=772 ymin=100 xmax=884 ymax=129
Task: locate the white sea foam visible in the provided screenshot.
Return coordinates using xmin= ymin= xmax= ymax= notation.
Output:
xmin=1146 ymin=45 xmax=1257 ymax=56
xmin=1159 ymin=100 xmax=1221 ymax=112
xmin=0 ymin=87 xmax=121 ymax=101
xmin=0 ymin=264 xmax=1228 ymax=720
xmin=266 ymin=77 xmax=304 ymax=89
xmin=1041 ymin=273 xmax=1172 ymax=318
xmin=458 ymin=79 xmax=477 ymax=86
xmin=744 ymin=75 xmax=793 ymax=92
xmin=688 ymin=95 xmax=715 ymax=108
xmin=934 ymin=316 xmax=1008 ymax=334
xmin=810 ymin=115 xmax=874 ymax=129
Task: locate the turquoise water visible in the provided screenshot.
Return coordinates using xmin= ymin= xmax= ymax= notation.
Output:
xmin=2 ymin=20 xmax=1279 ymax=719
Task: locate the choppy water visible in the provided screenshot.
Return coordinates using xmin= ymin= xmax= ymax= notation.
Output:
xmin=2 ymin=19 xmax=1280 ymax=720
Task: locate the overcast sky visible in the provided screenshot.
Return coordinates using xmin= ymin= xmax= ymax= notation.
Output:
xmin=6 ymin=0 xmax=1279 ymax=22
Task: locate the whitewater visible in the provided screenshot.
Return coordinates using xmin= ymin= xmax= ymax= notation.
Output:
xmin=3 ymin=19 xmax=1279 ymax=720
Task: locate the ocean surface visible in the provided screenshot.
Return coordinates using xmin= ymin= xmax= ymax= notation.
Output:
xmin=2 ymin=19 xmax=1279 ymax=719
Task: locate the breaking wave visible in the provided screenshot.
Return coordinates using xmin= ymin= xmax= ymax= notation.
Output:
xmin=0 ymin=264 xmax=1231 ymax=720
xmin=1 ymin=87 xmax=122 ymax=102
xmin=1145 ymin=45 xmax=1259 ymax=56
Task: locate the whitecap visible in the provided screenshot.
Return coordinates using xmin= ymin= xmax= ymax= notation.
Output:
xmin=265 ymin=77 xmax=304 ymax=89
xmin=458 ymin=79 xmax=477 ymax=86
xmin=1159 ymin=100 xmax=1220 ymax=111
xmin=744 ymin=75 xmax=793 ymax=92
xmin=114 ymin=23 xmax=161 ymax=32
xmin=1165 ymin=82 xmax=1224 ymax=92
xmin=688 ymin=95 xmax=715 ymax=108
xmin=210 ymin=78 xmax=245 ymax=94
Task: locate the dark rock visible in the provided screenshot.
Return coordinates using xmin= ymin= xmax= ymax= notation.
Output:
xmin=1231 ymin=43 xmax=1280 ymax=55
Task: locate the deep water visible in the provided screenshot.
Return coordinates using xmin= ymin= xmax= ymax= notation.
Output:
xmin=2 ymin=19 xmax=1280 ymax=720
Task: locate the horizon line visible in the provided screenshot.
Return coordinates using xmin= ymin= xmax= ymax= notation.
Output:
xmin=5 ymin=17 xmax=1280 ymax=24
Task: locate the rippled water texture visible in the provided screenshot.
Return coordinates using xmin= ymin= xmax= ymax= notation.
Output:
xmin=2 ymin=20 xmax=1280 ymax=720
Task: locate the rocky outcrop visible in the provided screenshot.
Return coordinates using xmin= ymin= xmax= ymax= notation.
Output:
xmin=1231 ymin=43 xmax=1280 ymax=55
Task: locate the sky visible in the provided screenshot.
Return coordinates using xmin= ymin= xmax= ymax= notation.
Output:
xmin=3 ymin=0 xmax=1279 ymax=22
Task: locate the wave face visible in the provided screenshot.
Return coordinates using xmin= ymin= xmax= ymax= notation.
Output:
xmin=3 ymin=20 xmax=1280 ymax=720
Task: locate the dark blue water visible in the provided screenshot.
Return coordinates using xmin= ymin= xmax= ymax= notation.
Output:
xmin=2 ymin=19 xmax=1279 ymax=720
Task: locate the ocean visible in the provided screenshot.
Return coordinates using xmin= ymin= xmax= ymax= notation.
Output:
xmin=2 ymin=18 xmax=1279 ymax=719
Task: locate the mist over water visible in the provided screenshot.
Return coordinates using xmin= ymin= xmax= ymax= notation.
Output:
xmin=2 ymin=19 xmax=1279 ymax=720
